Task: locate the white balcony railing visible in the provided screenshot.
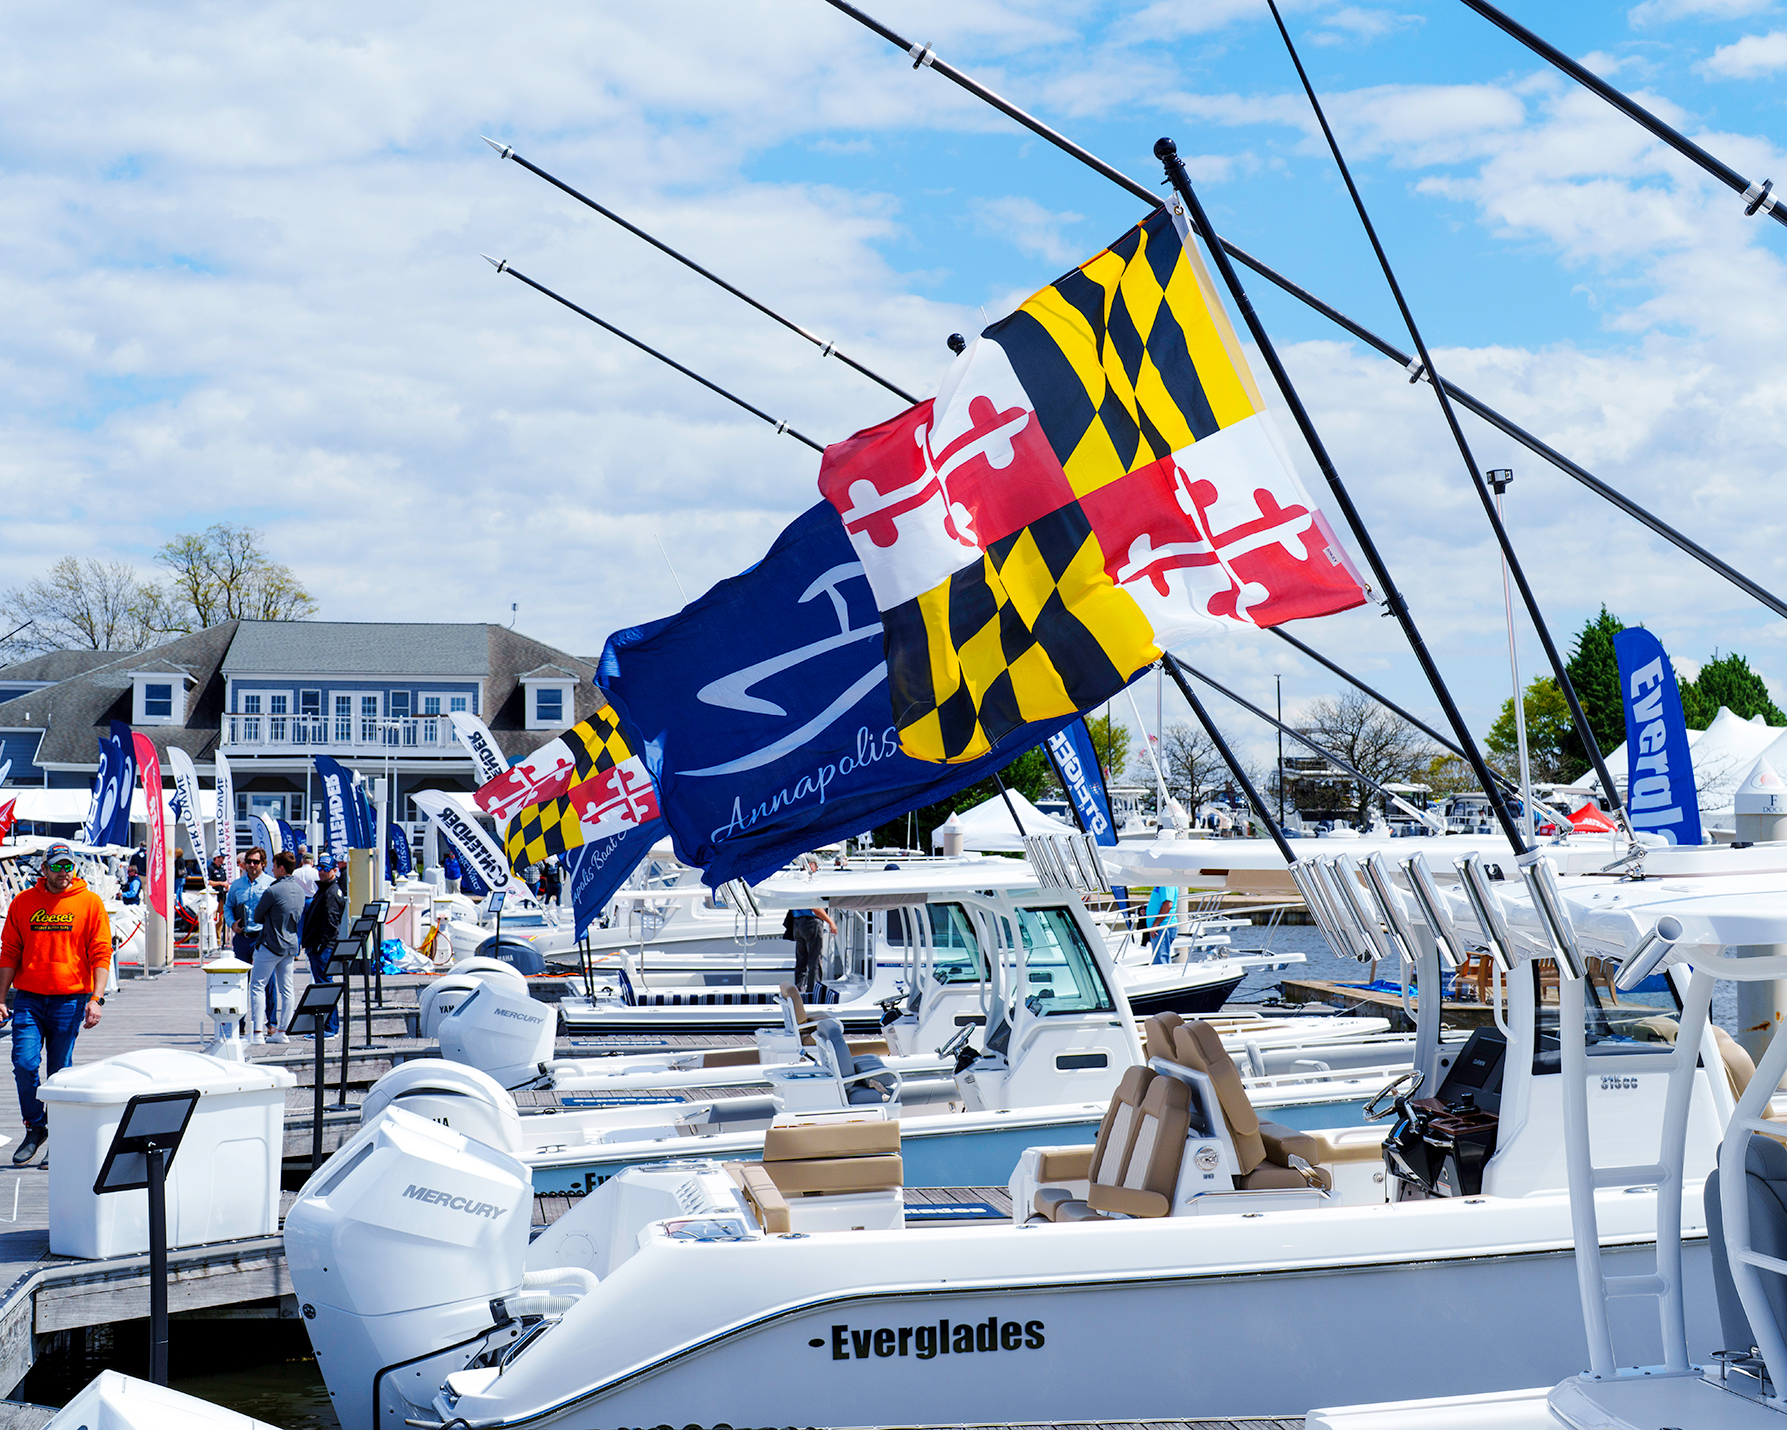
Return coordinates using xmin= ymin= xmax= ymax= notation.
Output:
xmin=220 ymin=714 xmax=461 ymax=754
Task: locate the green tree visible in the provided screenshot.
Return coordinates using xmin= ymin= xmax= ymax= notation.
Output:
xmin=1561 ymin=606 xmax=1624 ymax=779
xmin=1486 ymin=676 xmax=1576 ymax=784
xmin=1679 ymin=652 xmax=1785 ymax=727
xmin=870 ymin=745 xmax=1053 ymax=852
xmin=1084 ymin=711 xmax=1130 ymax=782
xmin=157 ymin=523 xmax=318 ymax=629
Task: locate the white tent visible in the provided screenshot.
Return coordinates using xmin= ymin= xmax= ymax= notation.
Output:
xmin=1584 ymin=706 xmax=1782 ymax=830
xmin=933 ymin=789 xmax=1078 ymax=853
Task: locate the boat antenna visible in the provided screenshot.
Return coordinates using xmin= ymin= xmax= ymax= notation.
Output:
xmin=1459 ymin=0 xmax=1787 ymax=234
xmin=1154 ymin=135 xmax=1529 ymax=852
xmin=1264 ymin=0 xmax=1634 ymax=843
xmin=481 ymin=138 xmax=919 ymax=405
xmin=817 ymin=0 xmax=1787 ymax=622
xmin=480 ymin=256 xmax=826 ymax=453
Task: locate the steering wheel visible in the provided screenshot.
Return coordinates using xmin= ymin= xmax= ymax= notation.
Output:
xmin=1362 ymin=1069 xmax=1425 ymax=1122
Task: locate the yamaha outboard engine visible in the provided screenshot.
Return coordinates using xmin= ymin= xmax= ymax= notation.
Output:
xmin=284 ymin=1105 xmax=532 ymax=1430
xmin=359 ymin=1061 xmax=525 ymax=1156
xmin=438 ymin=979 xmax=557 ymax=1087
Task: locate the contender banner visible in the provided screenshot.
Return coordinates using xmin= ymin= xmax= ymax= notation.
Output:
xmin=450 ymin=711 xmax=509 ymax=787
xmin=166 ymin=746 xmax=210 ymax=866
xmin=412 ymin=791 xmax=523 ymax=894
xmin=1614 ymin=627 xmax=1702 ymax=846
xmin=314 ymin=755 xmax=360 ymax=853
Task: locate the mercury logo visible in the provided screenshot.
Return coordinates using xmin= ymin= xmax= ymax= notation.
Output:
xmin=401 ymin=1184 xmax=507 ymax=1219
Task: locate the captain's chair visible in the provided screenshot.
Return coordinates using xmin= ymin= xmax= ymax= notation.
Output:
xmin=1032 ymin=1066 xmax=1156 ymax=1222
xmin=1031 ymin=1068 xmax=1192 ymax=1223
xmin=810 ymin=1018 xmax=902 ymax=1105
xmin=1706 ymin=1136 xmax=1787 ymax=1357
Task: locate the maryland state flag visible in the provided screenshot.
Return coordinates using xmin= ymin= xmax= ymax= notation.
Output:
xmin=481 ymin=704 xmax=662 ymax=871
xmin=819 ymin=205 xmax=1367 ymax=762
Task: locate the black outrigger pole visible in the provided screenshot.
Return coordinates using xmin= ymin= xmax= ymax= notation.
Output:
xmin=481 ymin=255 xmax=827 ymax=453
xmin=1460 ymin=0 xmax=1787 ymax=234
xmin=1154 ymin=136 xmax=1530 ymax=853
xmin=1265 ymin=1 xmax=1633 ymax=841
xmin=1159 ymin=655 xmax=1298 ymax=864
xmin=482 ymin=138 xmax=920 ymax=406
xmin=819 ymin=0 xmax=1787 ymax=624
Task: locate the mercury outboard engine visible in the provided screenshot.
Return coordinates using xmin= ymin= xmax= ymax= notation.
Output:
xmin=284 ymin=1106 xmax=533 ymax=1430
xmin=437 ymin=979 xmax=557 ymax=1088
xmin=359 ymin=1061 xmax=524 ymax=1156
xmin=418 ymin=957 xmax=530 ymax=1040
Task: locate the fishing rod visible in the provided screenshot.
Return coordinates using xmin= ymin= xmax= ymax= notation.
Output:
xmin=1461 ymin=0 xmax=1787 ymax=232
xmin=1167 ymin=655 xmax=1447 ymax=836
xmin=1156 ymin=136 xmax=1530 ymax=852
xmin=482 ymin=138 xmax=920 ymax=406
xmin=1159 ymin=655 xmax=1297 ymax=863
xmin=1267 ymin=628 xmax=1517 ymax=798
xmin=820 ymin=0 xmax=1787 ymax=623
xmin=481 ymin=255 xmax=827 ymax=453
xmin=1267 ymin=1 xmax=1634 ymax=843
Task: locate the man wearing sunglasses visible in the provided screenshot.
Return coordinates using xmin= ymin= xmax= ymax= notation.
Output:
xmin=0 ymin=842 xmax=112 ymax=1165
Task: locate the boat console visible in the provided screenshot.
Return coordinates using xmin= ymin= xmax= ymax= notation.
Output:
xmin=1377 ymin=1025 xmax=1506 ymax=1199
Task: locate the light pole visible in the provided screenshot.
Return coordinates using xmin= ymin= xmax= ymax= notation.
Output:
xmin=1487 ymin=468 xmax=1534 ymax=837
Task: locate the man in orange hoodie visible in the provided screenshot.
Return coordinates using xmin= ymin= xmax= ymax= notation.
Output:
xmin=0 ymin=841 xmax=111 ymax=1165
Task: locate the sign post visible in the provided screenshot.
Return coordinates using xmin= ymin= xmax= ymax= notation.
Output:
xmin=288 ymin=982 xmax=346 ymax=1173
xmin=326 ymin=940 xmax=363 ymax=1109
xmin=93 ymin=1089 xmax=201 ymax=1385
xmin=346 ymin=917 xmax=377 ymax=1049
xmin=363 ymin=900 xmax=390 ymax=1008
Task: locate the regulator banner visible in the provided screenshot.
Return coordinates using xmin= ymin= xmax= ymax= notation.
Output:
xmin=1614 ymin=626 xmax=1702 ymax=846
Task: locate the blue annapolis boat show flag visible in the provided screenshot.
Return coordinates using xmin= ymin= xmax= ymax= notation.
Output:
xmin=83 ymin=719 xmax=138 ymax=849
xmin=598 ymin=501 xmax=1100 ymax=887
xmin=1614 ymin=627 xmax=1703 ymax=846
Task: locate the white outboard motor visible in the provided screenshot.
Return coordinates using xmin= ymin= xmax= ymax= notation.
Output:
xmin=438 ymin=980 xmax=556 ymax=1087
xmin=359 ymin=1062 xmax=524 ymax=1156
xmin=527 ymin=1158 xmax=753 ymax=1280
xmin=418 ymin=957 xmax=529 ymax=1040
xmin=284 ymin=1105 xmax=532 ymax=1430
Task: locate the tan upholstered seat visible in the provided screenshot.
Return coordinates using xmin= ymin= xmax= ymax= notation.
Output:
xmin=729 ymin=1119 xmax=904 ymax=1232
xmin=1717 ymin=1027 xmax=1784 ymax=1133
xmin=1052 ymin=1075 xmax=1193 ymax=1223
xmin=1142 ymin=1013 xmax=1185 ymax=1064
xmin=1032 ymin=1065 xmax=1154 ymax=1222
xmin=1170 ymin=1019 xmax=1330 ymax=1191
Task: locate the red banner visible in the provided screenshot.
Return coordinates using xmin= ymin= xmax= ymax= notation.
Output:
xmin=131 ymin=733 xmax=169 ymax=920
xmin=0 ymin=798 xmax=14 ymax=843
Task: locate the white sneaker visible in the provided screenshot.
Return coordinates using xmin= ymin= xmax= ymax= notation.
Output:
xmin=249 ymin=1031 xmax=264 ymax=1045
xmin=266 ymin=1031 xmax=288 ymax=1044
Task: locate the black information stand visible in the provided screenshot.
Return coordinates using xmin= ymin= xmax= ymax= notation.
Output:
xmin=93 ymin=1089 xmax=201 ymax=1385
xmin=346 ymin=917 xmax=377 ymax=1049
xmin=325 ymin=939 xmax=364 ymax=1109
xmin=289 ymin=982 xmax=347 ymax=1173
xmin=363 ymin=900 xmax=390 ymax=1007
xmin=487 ymin=888 xmax=506 ymax=944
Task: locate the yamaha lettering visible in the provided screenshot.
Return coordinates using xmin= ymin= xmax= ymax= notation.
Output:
xmin=400 ymin=1184 xmax=507 ymax=1220
xmin=812 ymin=1317 xmax=1044 ymax=1360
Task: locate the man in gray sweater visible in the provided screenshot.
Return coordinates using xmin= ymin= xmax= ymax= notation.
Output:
xmin=251 ymin=850 xmax=305 ymax=1045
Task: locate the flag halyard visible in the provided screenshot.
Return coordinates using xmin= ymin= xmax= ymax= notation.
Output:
xmin=820 ymin=205 xmax=1367 ymax=763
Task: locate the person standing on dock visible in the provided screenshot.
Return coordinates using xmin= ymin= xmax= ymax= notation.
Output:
xmin=226 ymin=848 xmax=273 ymax=1030
xmin=0 ymin=841 xmax=111 ymax=1166
xmin=251 ymin=851 xmax=304 ymax=1045
xmin=300 ymin=853 xmax=346 ymax=1038
xmin=788 ymin=904 xmax=837 ymax=997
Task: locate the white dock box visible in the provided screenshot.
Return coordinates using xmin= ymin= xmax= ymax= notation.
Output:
xmin=40 ymin=1048 xmax=296 ymax=1259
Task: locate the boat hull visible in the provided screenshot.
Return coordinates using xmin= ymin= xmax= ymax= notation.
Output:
xmin=1122 ymin=973 xmax=1246 ymax=1016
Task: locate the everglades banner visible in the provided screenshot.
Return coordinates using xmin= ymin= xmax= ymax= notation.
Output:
xmin=819 ymin=205 xmax=1366 ymax=763
xmin=1044 ymin=718 xmax=1118 ymax=845
xmin=1614 ymin=627 xmax=1702 ymax=846
xmin=599 ymin=500 xmax=1088 ymax=887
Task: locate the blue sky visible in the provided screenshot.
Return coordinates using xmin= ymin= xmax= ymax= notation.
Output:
xmin=4 ymin=0 xmax=1787 ymax=770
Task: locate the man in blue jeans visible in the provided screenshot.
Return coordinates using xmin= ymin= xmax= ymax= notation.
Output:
xmin=0 ymin=842 xmax=111 ymax=1164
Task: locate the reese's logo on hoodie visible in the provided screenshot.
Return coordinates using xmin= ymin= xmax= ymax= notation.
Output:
xmin=27 ymin=910 xmax=77 ymax=933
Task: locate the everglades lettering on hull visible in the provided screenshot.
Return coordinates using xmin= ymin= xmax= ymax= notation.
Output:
xmin=812 ymin=1317 xmax=1045 ymax=1360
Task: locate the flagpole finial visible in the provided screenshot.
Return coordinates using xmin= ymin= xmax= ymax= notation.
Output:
xmin=947 ymin=333 xmax=966 ymax=354
xmin=481 ymin=254 xmax=510 ymax=275
xmin=481 ymin=135 xmax=514 ymax=160
xmin=1154 ymin=136 xmax=1178 ymax=160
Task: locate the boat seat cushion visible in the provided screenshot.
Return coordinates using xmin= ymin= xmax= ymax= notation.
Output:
xmin=1033 ymin=1187 xmax=1076 ymax=1221
xmin=764 ymin=1119 xmax=900 ymax=1161
xmin=725 ymin=1161 xmax=791 ymax=1234
xmin=1142 ymin=1013 xmax=1185 ymax=1064
xmin=1087 ymin=1075 xmax=1189 ymax=1219
xmin=702 ymin=1047 xmax=761 ymax=1068
xmin=1054 ymin=1200 xmax=1107 ymax=1223
xmin=1036 ymin=1146 xmax=1094 ymax=1183
xmin=1707 ymin=1136 xmax=1787 ymax=1353
xmin=1259 ymin=1121 xmax=1384 ymax=1166
xmin=1087 ymin=1067 xmax=1154 ymax=1188
xmin=1238 ymin=1161 xmax=1321 ymax=1192
xmin=1173 ymin=1021 xmax=1267 ymax=1174
xmin=763 ymin=1153 xmax=904 ymax=1196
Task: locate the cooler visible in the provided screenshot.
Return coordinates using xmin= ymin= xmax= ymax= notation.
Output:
xmin=40 ymin=1048 xmax=296 ymax=1258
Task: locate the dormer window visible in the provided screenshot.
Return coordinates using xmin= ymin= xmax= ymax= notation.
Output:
xmin=536 ymin=687 xmax=563 ymax=724
xmin=521 ymin=665 xmax=576 ymax=731
xmin=130 ymin=668 xmax=192 ymax=726
xmin=144 ymin=684 xmax=172 ymax=718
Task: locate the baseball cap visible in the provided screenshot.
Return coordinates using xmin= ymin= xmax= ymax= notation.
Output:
xmin=316 ymin=852 xmax=337 ymax=871
xmin=44 ymin=841 xmax=75 ymax=867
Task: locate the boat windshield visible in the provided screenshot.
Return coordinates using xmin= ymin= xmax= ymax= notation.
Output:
xmin=1532 ymin=957 xmax=1682 ymax=1071
xmin=887 ymin=904 xmax=984 ymax=984
xmin=1016 ymin=906 xmax=1115 ymax=1016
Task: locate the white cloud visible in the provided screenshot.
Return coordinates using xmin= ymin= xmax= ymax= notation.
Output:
xmin=968 ymin=195 xmax=1087 ymax=265
xmin=1629 ymin=0 xmax=1773 ymax=24
xmin=1700 ymin=30 xmax=1787 ymax=77
xmin=1308 ymin=7 xmax=1423 ymax=47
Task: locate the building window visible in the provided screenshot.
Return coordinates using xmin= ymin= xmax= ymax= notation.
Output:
xmin=450 ymin=696 xmax=468 ymax=713
xmin=536 ymin=688 xmax=563 ymax=724
xmin=243 ymin=694 xmax=262 ymax=715
xmin=299 ymin=690 xmax=321 ymax=717
xmin=390 ymin=691 xmax=411 ymax=720
xmin=269 ymin=694 xmax=287 ymax=715
xmin=334 ymin=695 xmax=353 ymax=742
xmin=144 ymin=684 xmax=172 ymax=718
xmin=422 ymin=695 xmax=441 ymax=717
